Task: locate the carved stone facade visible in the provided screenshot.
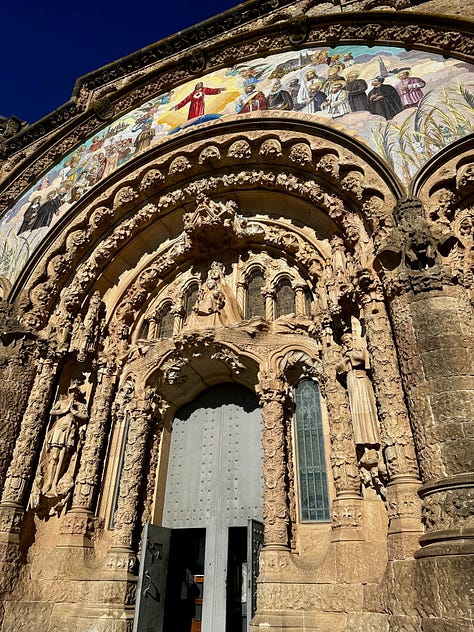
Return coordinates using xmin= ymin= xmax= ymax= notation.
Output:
xmin=0 ymin=1 xmax=472 ymax=630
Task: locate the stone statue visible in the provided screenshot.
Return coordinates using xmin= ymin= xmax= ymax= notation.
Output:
xmin=337 ymin=331 xmax=388 ymax=498
xmin=337 ymin=331 xmax=380 ymax=447
xmin=185 ymin=261 xmax=242 ymax=329
xmin=31 ymin=381 xmax=88 ymax=512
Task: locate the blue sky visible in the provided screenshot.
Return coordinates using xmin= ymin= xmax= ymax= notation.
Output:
xmin=2 ymin=1 xmax=238 ymax=124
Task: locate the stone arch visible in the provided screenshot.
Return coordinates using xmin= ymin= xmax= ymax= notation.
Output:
xmin=9 ymin=119 xmax=398 ymax=338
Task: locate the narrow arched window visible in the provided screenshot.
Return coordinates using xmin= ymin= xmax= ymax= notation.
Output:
xmin=184 ymin=282 xmax=199 ymax=321
xmin=246 ymin=270 xmax=265 ymax=319
xmin=139 ymin=319 xmax=151 ymax=339
xmin=275 ymin=278 xmax=295 ymax=318
xmin=304 ymin=288 xmax=313 ymax=317
xmin=294 ymin=379 xmax=330 ymax=521
xmin=157 ymin=303 xmax=174 ymax=339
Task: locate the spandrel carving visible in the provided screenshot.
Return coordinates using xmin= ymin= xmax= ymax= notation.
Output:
xmin=375 ymin=196 xmax=465 ymax=295
xmin=30 ymin=380 xmax=88 ymax=516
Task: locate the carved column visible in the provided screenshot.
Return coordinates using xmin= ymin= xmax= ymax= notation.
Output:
xmin=320 ymin=323 xmax=364 ymax=541
xmin=109 ymin=385 xmax=162 ymax=555
xmin=0 ymin=354 xmax=60 ymax=542
xmin=263 ymin=289 xmax=274 ymax=322
xmin=60 ymin=359 xmax=119 ymax=545
xmin=294 ymin=284 xmax=306 ymax=317
xmin=361 ymin=294 xmax=422 ymax=558
xmin=236 ymin=280 xmax=246 ymax=317
xmin=0 ymin=329 xmax=35 ymax=495
xmin=256 ymin=376 xmax=290 ymax=550
xmin=147 ymin=316 xmax=157 ymax=340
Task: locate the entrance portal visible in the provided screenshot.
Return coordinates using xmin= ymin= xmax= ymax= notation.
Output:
xmin=134 ymin=383 xmax=264 ymax=632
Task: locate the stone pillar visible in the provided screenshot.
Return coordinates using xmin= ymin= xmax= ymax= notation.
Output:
xmin=361 ymin=295 xmax=422 ymax=558
xmin=109 ymin=385 xmax=162 ymax=554
xmin=256 ymin=376 xmax=290 ymax=550
xmin=389 ymin=288 xmax=473 ymax=557
xmin=147 ymin=316 xmax=157 ymax=340
xmin=375 ymin=196 xmax=474 ymax=626
xmin=321 ymin=323 xmax=364 ymax=541
xmin=294 ymin=284 xmax=306 ymax=317
xmin=59 ymin=360 xmax=119 ymax=546
xmin=236 ymin=280 xmax=246 ymax=317
xmin=0 ymin=334 xmax=36 ymax=496
xmin=263 ymin=289 xmax=274 ymax=322
xmin=81 ymin=386 xmax=163 ymax=630
xmin=0 ymin=354 xmax=60 ymax=542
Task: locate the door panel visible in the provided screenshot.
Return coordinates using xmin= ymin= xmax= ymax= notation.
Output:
xmin=162 ymin=384 xmax=263 ymax=632
xmin=247 ymin=519 xmax=264 ymax=624
xmin=133 ymin=524 xmax=171 ymax=632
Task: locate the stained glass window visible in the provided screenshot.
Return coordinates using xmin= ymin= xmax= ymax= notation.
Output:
xmin=275 ymin=278 xmax=295 ymax=318
xmin=294 ymin=379 xmax=330 ymax=521
xmin=246 ymin=270 xmax=265 ymax=319
xmin=184 ymin=283 xmax=199 ymax=320
xmin=157 ymin=303 xmax=174 ymax=339
xmin=304 ymin=288 xmax=313 ymax=317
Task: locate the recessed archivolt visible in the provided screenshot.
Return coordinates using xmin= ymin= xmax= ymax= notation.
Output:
xmin=12 ymin=126 xmax=397 ymax=334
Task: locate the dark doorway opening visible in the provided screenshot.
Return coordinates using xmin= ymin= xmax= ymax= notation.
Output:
xmin=163 ymin=528 xmax=206 ymax=632
xmin=226 ymin=526 xmax=248 ymax=632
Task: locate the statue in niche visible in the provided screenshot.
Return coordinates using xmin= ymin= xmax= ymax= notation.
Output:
xmin=70 ymin=291 xmax=105 ymax=361
xmin=337 ymin=330 xmax=387 ymax=498
xmin=185 ymin=261 xmax=242 ymax=329
xmin=337 ymin=331 xmax=380 ymax=446
xmin=31 ymin=380 xmax=88 ymax=515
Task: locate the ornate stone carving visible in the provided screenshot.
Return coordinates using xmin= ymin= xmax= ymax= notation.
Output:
xmin=337 ymin=330 xmax=381 ymax=448
xmin=18 ymin=165 xmax=370 ymax=324
xmin=320 ymin=325 xmax=360 ymax=497
xmin=184 ymin=261 xmax=242 ymax=329
xmin=139 ymin=169 xmax=165 ymax=190
xmin=112 ymin=386 xmax=163 ymax=549
xmin=168 ymin=155 xmax=191 ymax=175
xmin=90 ymin=96 xmax=115 ymax=121
xmin=375 ymin=196 xmax=462 ymax=296
xmin=70 ymin=291 xmax=105 ymax=362
xmin=259 ymin=138 xmax=282 ymax=159
xmin=256 ymin=375 xmax=290 ymax=549
xmin=210 ymin=347 xmax=246 ymax=374
xmin=198 ymin=145 xmax=221 ymax=164
xmin=288 ymin=142 xmax=312 ymax=166
xmin=361 ymin=298 xmax=420 ymax=480
xmin=69 ymin=362 xmax=119 ymax=516
xmin=30 ymin=379 xmax=88 ymax=516
xmin=1 ymin=356 xmax=60 ymax=512
xmin=331 ymin=498 xmax=363 ymax=530
xmin=420 ymin=476 xmax=474 ymax=534
xmin=227 ymin=139 xmax=251 ymax=160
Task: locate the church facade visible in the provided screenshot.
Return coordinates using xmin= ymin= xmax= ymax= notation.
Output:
xmin=0 ymin=0 xmax=472 ymax=630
